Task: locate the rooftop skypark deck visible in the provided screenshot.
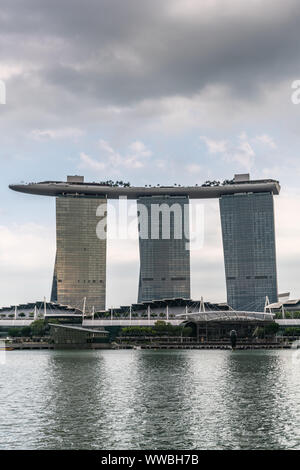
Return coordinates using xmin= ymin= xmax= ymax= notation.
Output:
xmin=9 ymin=174 xmax=280 ymax=199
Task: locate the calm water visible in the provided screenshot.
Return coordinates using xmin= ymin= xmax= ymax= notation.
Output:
xmin=0 ymin=349 xmax=300 ymax=450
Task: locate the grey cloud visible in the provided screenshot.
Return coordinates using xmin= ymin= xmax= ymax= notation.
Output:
xmin=1 ymin=0 xmax=300 ymax=109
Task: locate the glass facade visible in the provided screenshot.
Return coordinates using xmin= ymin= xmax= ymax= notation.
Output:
xmin=137 ymin=195 xmax=190 ymax=302
xmin=51 ymin=196 xmax=107 ymax=313
xmin=220 ymin=192 xmax=278 ymax=312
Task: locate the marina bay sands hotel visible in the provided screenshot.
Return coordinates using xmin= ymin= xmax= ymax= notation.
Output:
xmin=10 ymin=173 xmax=280 ymax=313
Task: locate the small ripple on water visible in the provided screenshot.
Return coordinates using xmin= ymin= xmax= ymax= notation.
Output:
xmin=0 ymin=349 xmax=299 ymax=449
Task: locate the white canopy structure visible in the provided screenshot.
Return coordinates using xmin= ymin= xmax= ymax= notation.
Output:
xmin=177 ymin=310 xmax=275 ymax=323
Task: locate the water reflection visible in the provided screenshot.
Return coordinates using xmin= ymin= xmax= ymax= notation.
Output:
xmin=0 ymin=350 xmax=299 ymax=449
xmin=40 ymin=350 xmax=142 ymax=449
xmin=133 ymin=351 xmax=195 ymax=449
xmin=223 ymin=351 xmax=299 ymax=449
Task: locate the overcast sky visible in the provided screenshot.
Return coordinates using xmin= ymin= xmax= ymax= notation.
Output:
xmin=1 ymin=0 xmax=300 ymax=308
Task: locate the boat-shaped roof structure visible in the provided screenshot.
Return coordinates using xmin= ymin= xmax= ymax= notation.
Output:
xmin=9 ymin=175 xmax=280 ymax=199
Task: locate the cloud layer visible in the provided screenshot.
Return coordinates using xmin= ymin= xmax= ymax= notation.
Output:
xmin=1 ymin=1 xmax=300 ymax=307
xmin=1 ymin=0 xmax=300 ymax=123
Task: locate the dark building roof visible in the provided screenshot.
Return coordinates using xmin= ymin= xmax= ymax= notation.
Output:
xmin=0 ymin=301 xmax=81 ymax=314
xmin=112 ymin=298 xmax=230 ymax=313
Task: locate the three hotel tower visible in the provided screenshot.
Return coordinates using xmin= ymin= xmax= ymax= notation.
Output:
xmin=10 ymin=174 xmax=280 ymax=313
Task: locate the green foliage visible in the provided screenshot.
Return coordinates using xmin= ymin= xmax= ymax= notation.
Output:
xmin=7 ymin=326 xmax=31 ymax=337
xmin=8 ymin=328 xmax=22 ymax=337
xmin=121 ymin=321 xmax=193 ymax=338
xmin=253 ymin=323 xmax=279 ymax=338
xmin=264 ymin=323 xmax=280 ymax=335
xmin=202 ymin=180 xmax=221 ymax=187
xmin=283 ymin=311 xmax=300 ymax=319
xmin=253 ymin=327 xmax=265 ymax=338
xmin=21 ymin=326 xmax=32 ymax=337
xmin=182 ymin=327 xmax=193 ymax=337
xmin=7 ymin=320 xmax=53 ymax=339
xmin=275 ymin=311 xmax=300 ymax=319
xmin=284 ymin=327 xmax=300 ymax=336
xmin=98 ymin=180 xmax=130 ymax=188
xmin=30 ymin=319 xmax=48 ymax=337
xmin=121 ymin=326 xmax=155 ymax=336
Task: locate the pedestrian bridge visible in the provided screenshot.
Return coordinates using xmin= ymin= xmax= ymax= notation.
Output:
xmin=1 ymin=317 xmax=297 ymax=329
xmin=82 ymin=319 xmax=183 ymax=327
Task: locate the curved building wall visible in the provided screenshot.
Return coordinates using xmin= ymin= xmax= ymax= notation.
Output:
xmin=52 ymin=196 xmax=107 ymax=312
